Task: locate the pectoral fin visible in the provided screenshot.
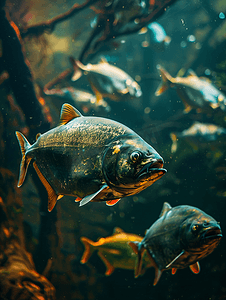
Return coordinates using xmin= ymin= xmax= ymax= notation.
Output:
xmin=165 ymin=250 xmax=185 ymax=269
xmin=79 ymin=184 xmax=109 ymax=206
xmin=189 ymin=261 xmax=200 ymax=274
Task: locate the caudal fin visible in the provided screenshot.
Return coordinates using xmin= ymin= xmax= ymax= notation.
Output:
xmin=80 ymin=237 xmax=96 ymax=264
xmin=15 ymin=131 xmax=32 ymax=187
xmin=155 ymin=65 xmax=174 ymax=96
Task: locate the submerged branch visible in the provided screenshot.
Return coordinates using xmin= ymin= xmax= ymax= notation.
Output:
xmin=0 ymin=8 xmax=50 ymax=139
xmin=80 ymin=0 xmax=178 ymax=62
xmin=21 ymin=0 xmax=98 ymax=38
xmin=0 ymin=170 xmax=55 ymax=300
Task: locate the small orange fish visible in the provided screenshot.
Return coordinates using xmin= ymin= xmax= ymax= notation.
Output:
xmin=155 ymin=65 xmax=226 ymax=113
xmin=80 ymin=227 xmax=152 ymax=276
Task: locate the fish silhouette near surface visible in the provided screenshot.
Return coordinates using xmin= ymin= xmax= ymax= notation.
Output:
xmin=80 ymin=227 xmax=152 ymax=276
xmin=155 ymin=65 xmax=226 ymax=113
xmin=15 ymin=103 xmax=166 ymax=212
xmin=70 ymin=57 xmax=142 ymax=102
xmin=129 ymin=202 xmax=222 ymax=285
xmin=170 ymin=121 xmax=226 ymax=153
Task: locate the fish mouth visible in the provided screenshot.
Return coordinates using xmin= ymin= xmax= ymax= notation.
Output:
xmin=201 ymin=226 xmax=222 ymax=241
xmin=137 ymin=160 xmax=167 ymax=180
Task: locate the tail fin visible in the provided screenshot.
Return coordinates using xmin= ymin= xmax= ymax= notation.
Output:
xmin=155 ymin=65 xmax=174 ymax=96
xmin=69 ymin=57 xmax=84 ymax=81
xmin=80 ymin=237 xmax=96 ymax=264
xmin=129 ymin=241 xmax=144 ymax=278
xmin=15 ymin=131 xmax=32 ymax=187
xmin=170 ymin=133 xmax=178 ymax=153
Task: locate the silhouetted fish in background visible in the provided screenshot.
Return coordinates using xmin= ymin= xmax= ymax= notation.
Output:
xmin=155 ymin=65 xmax=226 ymax=113
xmin=44 ymin=87 xmax=111 ymax=114
xmin=170 ymin=121 xmax=226 ymax=153
xmin=70 ymin=57 xmax=142 ymax=102
xmin=140 ymin=22 xmax=171 ymax=51
xmin=80 ymin=227 xmax=152 ymax=276
xmin=15 ymin=103 xmax=166 ymax=212
xmin=129 ymin=202 xmax=222 ymax=285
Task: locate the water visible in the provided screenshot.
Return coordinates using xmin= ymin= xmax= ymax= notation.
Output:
xmin=0 ymin=0 xmax=225 ymax=299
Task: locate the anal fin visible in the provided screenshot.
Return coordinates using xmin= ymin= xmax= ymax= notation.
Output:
xmin=97 ymin=252 xmax=115 ymax=276
xmin=33 ymin=162 xmax=58 ymax=212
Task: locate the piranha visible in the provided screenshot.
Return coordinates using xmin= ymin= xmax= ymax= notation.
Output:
xmin=15 ymin=103 xmax=166 ymax=212
xmin=70 ymin=57 xmax=142 ymax=102
xmin=80 ymin=227 xmax=152 ymax=276
xmin=44 ymin=87 xmax=111 ymax=114
xmin=155 ymin=65 xmax=226 ymax=113
xmin=129 ymin=202 xmax=222 ymax=285
xmin=170 ymin=121 xmax=226 ymax=153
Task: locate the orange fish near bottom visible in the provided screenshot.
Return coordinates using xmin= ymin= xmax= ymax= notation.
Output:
xmin=80 ymin=227 xmax=152 ymax=276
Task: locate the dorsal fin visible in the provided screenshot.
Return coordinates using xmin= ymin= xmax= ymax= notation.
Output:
xmin=36 ymin=133 xmax=41 ymax=141
xmin=59 ymin=103 xmax=83 ymax=125
xmin=187 ymin=69 xmax=199 ymax=78
xmin=159 ymin=202 xmax=172 ymax=217
xmin=99 ymin=56 xmax=108 ymax=64
xmin=113 ymin=227 xmax=124 ymax=235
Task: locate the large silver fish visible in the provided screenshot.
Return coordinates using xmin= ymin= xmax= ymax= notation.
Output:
xmin=71 ymin=58 xmax=142 ymax=102
xmin=155 ymin=65 xmax=226 ymax=113
xmin=15 ymin=104 xmax=166 ymax=212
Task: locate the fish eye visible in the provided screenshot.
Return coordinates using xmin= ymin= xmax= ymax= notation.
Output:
xmin=130 ymin=151 xmax=141 ymax=162
xmin=192 ymin=224 xmax=199 ymax=232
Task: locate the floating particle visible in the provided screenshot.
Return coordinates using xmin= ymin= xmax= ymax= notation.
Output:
xmin=144 ymin=107 xmax=151 ymax=114
xmin=219 ymin=12 xmax=225 ymax=19
xmin=204 ymin=69 xmax=211 ymax=76
xmin=187 ymin=35 xmax=196 ymax=42
xmin=180 ymin=41 xmax=187 ymax=48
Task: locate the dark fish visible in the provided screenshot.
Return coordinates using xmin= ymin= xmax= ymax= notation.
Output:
xmin=155 ymin=65 xmax=226 ymax=113
xmin=170 ymin=121 xmax=226 ymax=152
xmin=70 ymin=57 xmax=142 ymax=102
xmin=80 ymin=227 xmax=152 ymax=276
xmin=129 ymin=202 xmax=222 ymax=285
xmin=15 ymin=103 xmax=166 ymax=212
